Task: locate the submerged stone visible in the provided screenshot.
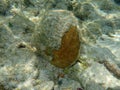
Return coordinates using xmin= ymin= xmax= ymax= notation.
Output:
xmin=33 ymin=10 xmax=80 ymax=68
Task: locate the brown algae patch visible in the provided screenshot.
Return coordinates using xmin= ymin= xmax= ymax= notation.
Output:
xmin=51 ymin=26 xmax=80 ymax=68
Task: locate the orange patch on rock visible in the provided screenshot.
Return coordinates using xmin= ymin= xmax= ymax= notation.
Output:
xmin=51 ymin=26 xmax=80 ymax=68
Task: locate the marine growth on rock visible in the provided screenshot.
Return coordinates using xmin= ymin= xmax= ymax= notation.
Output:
xmin=33 ymin=10 xmax=80 ymax=68
xmin=51 ymin=26 xmax=80 ymax=68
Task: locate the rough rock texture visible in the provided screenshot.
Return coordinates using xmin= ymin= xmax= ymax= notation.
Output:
xmin=79 ymin=63 xmax=120 ymax=90
xmin=54 ymin=78 xmax=81 ymax=90
xmin=0 ymin=0 xmax=10 ymax=15
xmin=0 ymin=0 xmax=120 ymax=90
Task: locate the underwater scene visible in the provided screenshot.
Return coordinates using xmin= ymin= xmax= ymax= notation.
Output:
xmin=0 ymin=0 xmax=120 ymax=90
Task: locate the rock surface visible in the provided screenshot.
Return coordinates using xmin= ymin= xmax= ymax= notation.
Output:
xmin=0 ymin=0 xmax=120 ymax=90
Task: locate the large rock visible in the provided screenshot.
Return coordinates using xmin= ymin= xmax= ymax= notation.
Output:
xmin=32 ymin=10 xmax=81 ymax=68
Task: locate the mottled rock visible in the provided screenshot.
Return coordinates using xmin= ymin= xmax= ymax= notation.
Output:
xmin=79 ymin=63 xmax=120 ymax=90
xmin=27 ymin=0 xmax=68 ymax=10
xmin=35 ymin=81 xmax=54 ymax=90
xmin=73 ymin=2 xmax=99 ymax=20
xmin=80 ymin=44 xmax=116 ymax=62
xmin=0 ymin=0 xmax=9 ymax=15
